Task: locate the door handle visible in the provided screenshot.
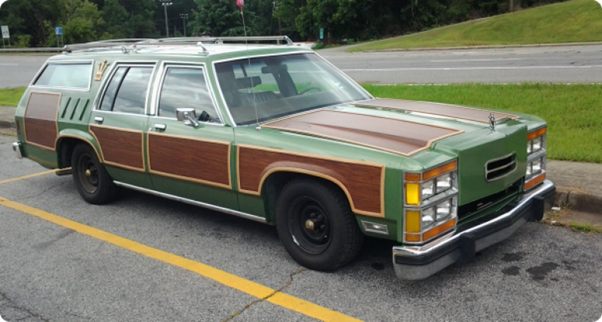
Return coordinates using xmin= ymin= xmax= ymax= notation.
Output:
xmin=94 ymin=116 xmax=104 ymax=123
xmin=154 ymin=124 xmax=167 ymax=131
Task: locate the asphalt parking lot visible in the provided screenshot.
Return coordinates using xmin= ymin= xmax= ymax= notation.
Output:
xmin=1 ymin=134 xmax=601 ymax=322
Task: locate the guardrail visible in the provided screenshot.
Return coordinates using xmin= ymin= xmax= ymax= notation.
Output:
xmin=0 ymin=47 xmax=63 ymax=53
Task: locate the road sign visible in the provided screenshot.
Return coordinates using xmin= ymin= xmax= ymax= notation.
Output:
xmin=1 ymin=26 xmax=9 ymax=39
xmin=55 ymin=27 xmax=63 ymax=36
xmin=319 ymin=28 xmax=324 ymax=40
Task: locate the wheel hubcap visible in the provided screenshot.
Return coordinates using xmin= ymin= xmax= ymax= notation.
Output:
xmin=77 ymin=154 xmax=99 ymax=194
xmin=289 ymin=197 xmax=332 ymax=255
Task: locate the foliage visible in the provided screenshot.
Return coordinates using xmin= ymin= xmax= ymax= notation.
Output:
xmin=362 ymin=83 xmax=602 ymax=163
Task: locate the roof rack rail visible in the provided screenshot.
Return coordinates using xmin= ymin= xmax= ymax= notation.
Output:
xmin=62 ymin=36 xmax=293 ymax=54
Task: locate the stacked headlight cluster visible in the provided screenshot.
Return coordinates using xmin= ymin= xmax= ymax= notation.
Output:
xmin=404 ymin=161 xmax=459 ymax=244
xmin=525 ymin=127 xmax=547 ymax=191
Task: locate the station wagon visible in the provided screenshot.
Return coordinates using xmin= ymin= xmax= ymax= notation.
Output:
xmin=12 ymin=36 xmax=555 ymax=279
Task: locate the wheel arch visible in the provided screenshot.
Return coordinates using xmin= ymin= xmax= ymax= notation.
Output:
xmin=56 ymin=130 xmax=101 ymax=169
xmin=259 ymin=168 xmax=356 ymax=224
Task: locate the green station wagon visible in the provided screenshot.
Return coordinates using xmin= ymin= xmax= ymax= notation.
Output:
xmin=12 ymin=36 xmax=555 ymax=279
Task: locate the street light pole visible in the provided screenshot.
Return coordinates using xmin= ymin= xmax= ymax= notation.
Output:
xmin=159 ymin=0 xmax=173 ymax=37
xmin=179 ymin=13 xmax=189 ymax=37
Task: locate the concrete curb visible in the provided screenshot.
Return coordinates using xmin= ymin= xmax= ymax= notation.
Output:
xmin=553 ymin=188 xmax=602 ymax=214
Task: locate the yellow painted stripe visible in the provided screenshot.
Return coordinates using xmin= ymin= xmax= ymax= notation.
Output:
xmin=0 ymin=170 xmax=59 ymax=185
xmin=0 ymin=196 xmax=362 ymax=322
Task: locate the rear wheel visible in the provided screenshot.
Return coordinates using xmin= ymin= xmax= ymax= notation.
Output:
xmin=276 ymin=178 xmax=364 ymax=271
xmin=71 ymin=144 xmax=118 ymax=204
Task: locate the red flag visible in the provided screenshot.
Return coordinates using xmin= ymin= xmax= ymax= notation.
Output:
xmin=236 ymin=0 xmax=244 ymax=8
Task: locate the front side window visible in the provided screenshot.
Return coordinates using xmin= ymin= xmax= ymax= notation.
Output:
xmin=215 ymin=53 xmax=371 ymax=125
xmin=158 ymin=67 xmax=220 ymax=123
xmin=34 ymin=62 xmax=92 ymax=89
xmin=99 ymin=65 xmax=153 ymax=115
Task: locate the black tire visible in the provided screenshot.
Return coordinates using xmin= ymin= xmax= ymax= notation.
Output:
xmin=276 ymin=178 xmax=364 ymax=271
xmin=71 ymin=144 xmax=118 ymax=204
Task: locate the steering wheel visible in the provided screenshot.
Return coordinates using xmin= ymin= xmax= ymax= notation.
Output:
xmin=298 ymin=87 xmax=322 ymax=95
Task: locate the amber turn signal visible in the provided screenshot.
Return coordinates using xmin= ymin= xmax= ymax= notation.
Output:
xmin=423 ymin=161 xmax=457 ymax=180
xmin=525 ymin=172 xmax=546 ymax=191
xmin=527 ymin=127 xmax=547 ymax=140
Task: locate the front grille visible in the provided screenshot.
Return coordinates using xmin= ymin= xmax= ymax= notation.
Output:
xmin=485 ymin=152 xmax=517 ymax=182
xmin=458 ymin=178 xmax=522 ymax=220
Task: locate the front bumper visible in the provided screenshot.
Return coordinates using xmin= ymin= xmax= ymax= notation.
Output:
xmin=12 ymin=142 xmax=23 ymax=159
xmin=393 ymin=179 xmax=555 ymax=280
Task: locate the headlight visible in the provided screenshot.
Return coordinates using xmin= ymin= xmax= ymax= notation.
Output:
xmin=404 ymin=161 xmax=459 ymax=243
xmin=525 ymin=127 xmax=547 ymax=190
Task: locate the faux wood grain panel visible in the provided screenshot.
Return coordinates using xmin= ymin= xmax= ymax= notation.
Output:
xmin=24 ymin=92 xmax=61 ymax=150
xmin=263 ymin=110 xmax=462 ymax=156
xmin=90 ymin=125 xmax=144 ymax=170
xmin=238 ymin=145 xmax=385 ymax=217
xmin=356 ymin=98 xmax=519 ymax=123
xmin=148 ymin=133 xmax=231 ymax=188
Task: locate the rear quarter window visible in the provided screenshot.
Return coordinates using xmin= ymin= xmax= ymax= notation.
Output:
xmin=34 ymin=62 xmax=93 ymax=89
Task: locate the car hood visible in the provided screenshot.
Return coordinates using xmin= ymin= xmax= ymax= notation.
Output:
xmin=262 ymin=98 xmax=522 ymax=157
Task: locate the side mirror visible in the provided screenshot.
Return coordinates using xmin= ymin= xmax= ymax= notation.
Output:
xmin=176 ymin=108 xmax=199 ymax=128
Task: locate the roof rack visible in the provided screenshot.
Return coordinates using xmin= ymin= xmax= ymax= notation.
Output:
xmin=62 ymin=36 xmax=294 ymax=54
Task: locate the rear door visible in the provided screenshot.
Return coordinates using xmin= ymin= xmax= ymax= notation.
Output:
xmin=146 ymin=62 xmax=237 ymax=208
xmin=90 ymin=62 xmax=156 ymax=189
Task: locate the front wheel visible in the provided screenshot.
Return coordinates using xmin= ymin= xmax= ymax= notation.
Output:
xmin=276 ymin=178 xmax=364 ymax=271
xmin=71 ymin=144 xmax=118 ymax=204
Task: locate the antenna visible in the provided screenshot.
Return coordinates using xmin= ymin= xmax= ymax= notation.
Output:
xmin=238 ymin=1 xmax=261 ymax=130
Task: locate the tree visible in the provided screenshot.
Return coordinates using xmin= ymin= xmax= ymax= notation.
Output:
xmin=190 ymin=0 xmax=249 ymax=36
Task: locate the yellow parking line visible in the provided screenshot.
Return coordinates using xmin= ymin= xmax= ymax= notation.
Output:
xmin=0 ymin=170 xmax=59 ymax=185
xmin=0 ymin=196 xmax=362 ymax=322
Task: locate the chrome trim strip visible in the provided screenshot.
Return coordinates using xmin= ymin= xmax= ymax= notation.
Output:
xmin=392 ymin=179 xmax=554 ymax=280
xmin=113 ymin=181 xmax=267 ymax=223
xmin=12 ymin=142 xmax=23 ymax=159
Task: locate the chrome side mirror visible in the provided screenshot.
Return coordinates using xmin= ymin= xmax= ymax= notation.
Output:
xmin=176 ymin=108 xmax=199 ymax=128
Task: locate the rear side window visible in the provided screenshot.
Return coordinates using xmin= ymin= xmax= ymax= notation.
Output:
xmin=99 ymin=66 xmax=153 ymax=115
xmin=34 ymin=62 xmax=92 ymax=89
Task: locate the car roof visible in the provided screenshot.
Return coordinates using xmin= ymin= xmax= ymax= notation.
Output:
xmin=46 ymin=37 xmax=313 ymax=63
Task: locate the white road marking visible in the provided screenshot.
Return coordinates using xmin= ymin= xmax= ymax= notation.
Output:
xmin=343 ymin=65 xmax=602 ymax=72
xmin=429 ymin=58 xmax=523 ymax=62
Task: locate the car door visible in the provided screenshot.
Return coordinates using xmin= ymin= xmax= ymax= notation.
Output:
xmin=90 ymin=62 xmax=155 ymax=189
xmin=146 ymin=63 xmax=237 ymax=209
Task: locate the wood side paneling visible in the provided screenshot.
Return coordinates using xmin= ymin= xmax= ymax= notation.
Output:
xmin=356 ymin=98 xmax=520 ymax=123
xmin=24 ymin=92 xmax=61 ymax=150
xmin=238 ymin=145 xmax=384 ymax=216
xmin=148 ymin=133 xmax=231 ymax=188
xmin=263 ymin=110 xmax=461 ymax=156
xmin=90 ymin=125 xmax=144 ymax=170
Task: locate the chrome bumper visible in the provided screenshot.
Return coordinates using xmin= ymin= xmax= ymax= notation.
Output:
xmin=12 ymin=142 xmax=22 ymax=159
xmin=393 ymin=180 xmax=555 ymax=280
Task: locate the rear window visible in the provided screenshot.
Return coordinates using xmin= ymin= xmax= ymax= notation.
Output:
xmin=34 ymin=62 xmax=92 ymax=89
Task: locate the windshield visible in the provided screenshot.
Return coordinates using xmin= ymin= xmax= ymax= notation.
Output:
xmin=215 ymin=53 xmax=371 ymax=126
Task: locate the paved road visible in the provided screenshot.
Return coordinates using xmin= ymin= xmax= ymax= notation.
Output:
xmin=1 ymin=134 xmax=602 ymax=322
xmin=319 ymin=44 xmax=602 ymax=84
xmin=2 ymin=44 xmax=602 ymax=86
xmin=0 ymin=55 xmax=48 ymax=88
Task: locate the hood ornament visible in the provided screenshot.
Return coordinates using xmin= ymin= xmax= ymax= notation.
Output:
xmin=489 ymin=113 xmax=496 ymax=131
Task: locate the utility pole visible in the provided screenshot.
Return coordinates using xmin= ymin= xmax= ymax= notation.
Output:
xmin=180 ymin=13 xmax=189 ymax=37
xmin=160 ymin=0 xmax=173 ymax=37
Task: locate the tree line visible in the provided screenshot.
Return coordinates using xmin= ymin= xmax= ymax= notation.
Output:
xmin=0 ymin=0 xmax=567 ymax=47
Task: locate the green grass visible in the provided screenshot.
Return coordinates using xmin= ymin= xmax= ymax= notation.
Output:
xmin=362 ymin=83 xmax=602 ymax=163
xmin=0 ymin=87 xmax=26 ymax=106
xmin=569 ymin=222 xmax=602 ymax=233
xmin=350 ymin=0 xmax=602 ymax=51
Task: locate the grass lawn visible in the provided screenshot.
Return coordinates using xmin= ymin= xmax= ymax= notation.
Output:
xmin=0 ymin=87 xmax=26 ymax=106
xmin=350 ymin=0 xmax=602 ymax=51
xmin=362 ymin=83 xmax=602 ymax=163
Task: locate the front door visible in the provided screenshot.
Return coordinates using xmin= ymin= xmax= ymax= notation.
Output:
xmin=146 ymin=64 xmax=237 ymax=209
xmin=90 ymin=63 xmax=155 ymax=189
